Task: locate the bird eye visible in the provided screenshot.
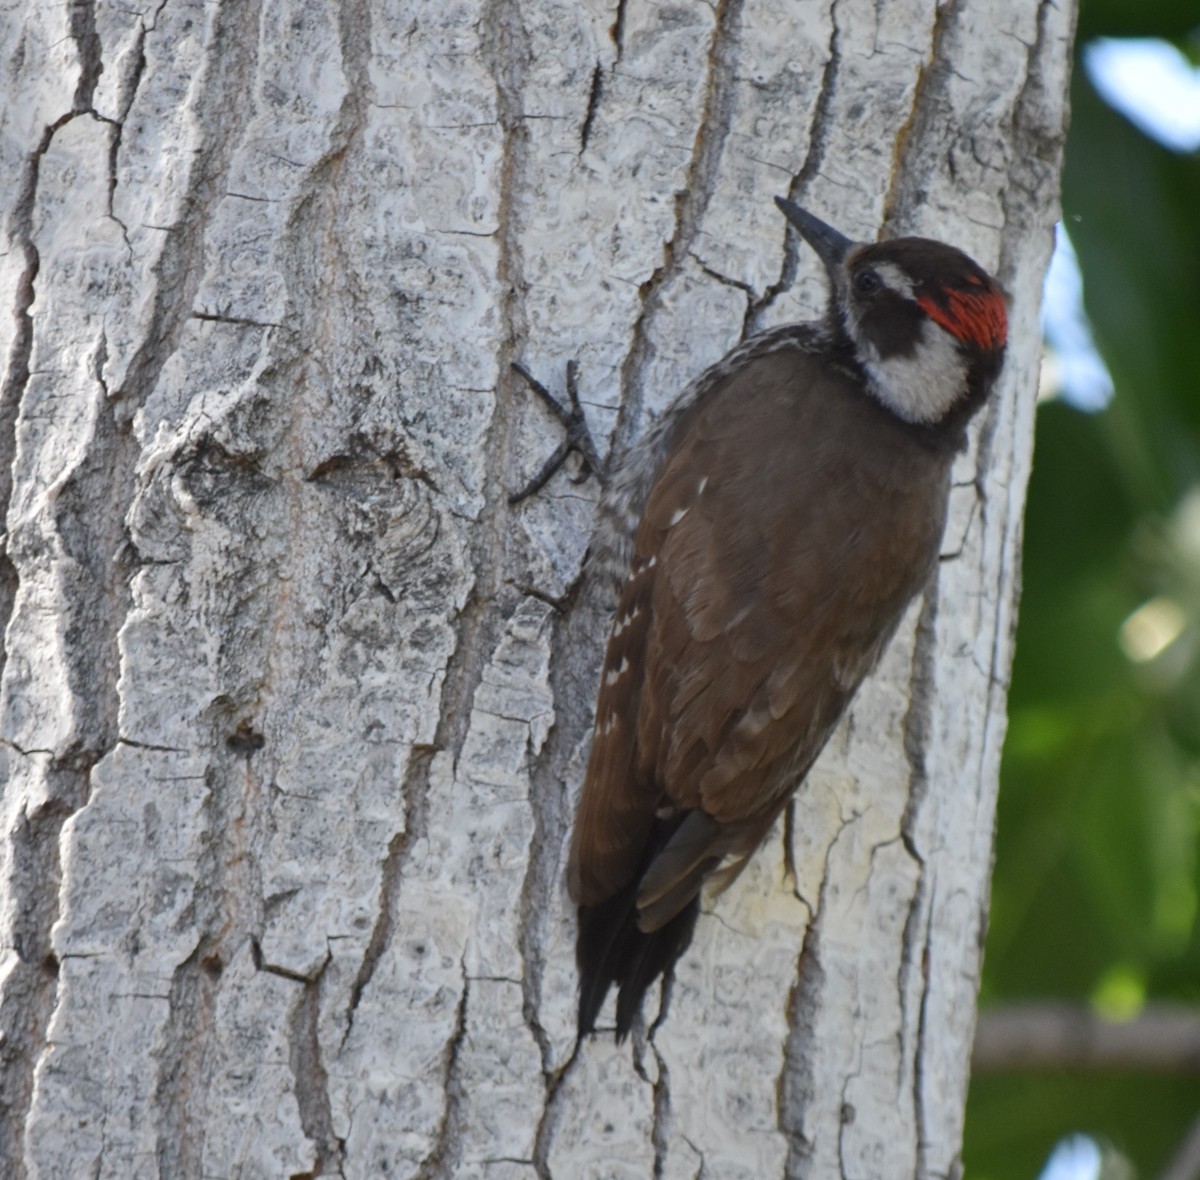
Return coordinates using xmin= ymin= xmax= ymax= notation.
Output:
xmin=854 ymin=269 xmax=881 ymax=296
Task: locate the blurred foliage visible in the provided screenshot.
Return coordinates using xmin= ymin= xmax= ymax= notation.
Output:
xmin=1076 ymin=0 xmax=1200 ymax=43
xmin=963 ymin=2 xmax=1200 ymax=1177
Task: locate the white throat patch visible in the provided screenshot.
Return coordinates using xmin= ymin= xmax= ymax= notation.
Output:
xmin=855 ymin=316 xmax=968 ymax=425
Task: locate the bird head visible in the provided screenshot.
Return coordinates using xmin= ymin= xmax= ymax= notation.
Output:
xmin=776 ymin=197 xmax=1008 ymax=428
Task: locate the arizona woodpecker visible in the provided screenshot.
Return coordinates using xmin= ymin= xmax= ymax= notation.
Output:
xmin=513 ymin=198 xmax=1008 ymax=1039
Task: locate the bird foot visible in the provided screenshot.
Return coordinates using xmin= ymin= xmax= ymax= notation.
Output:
xmin=509 ymin=360 xmax=606 ymax=504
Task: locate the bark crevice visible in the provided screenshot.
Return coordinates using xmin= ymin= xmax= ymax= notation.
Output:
xmin=880 ymin=0 xmax=966 ymax=232
xmin=111 ymin=0 xmax=263 ymax=412
xmin=0 ymin=8 xmax=150 ymax=1150
xmin=611 ymin=0 xmax=744 ymax=456
xmin=778 ymin=893 xmax=825 ymax=1177
xmin=155 ymin=939 xmax=220 ymax=1178
xmin=416 ymin=964 xmax=470 ymax=1180
xmin=288 ymin=959 xmax=346 ymax=1178
xmin=745 ymin=2 xmax=842 ymax=334
xmin=0 ymin=797 xmax=71 ymax=1178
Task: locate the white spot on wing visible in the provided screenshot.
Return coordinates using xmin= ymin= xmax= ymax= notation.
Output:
xmin=736 ymin=707 xmax=772 ymax=739
xmin=587 ymin=322 xmax=827 ymax=593
xmin=724 ymin=604 xmax=753 ymax=632
xmin=611 ymin=606 xmax=639 ymax=637
xmin=604 ymin=657 xmax=630 ymax=686
xmin=668 ymin=505 xmax=689 ymax=526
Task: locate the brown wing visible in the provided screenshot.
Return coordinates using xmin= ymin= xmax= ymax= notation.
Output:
xmin=566 ymin=545 xmax=659 ymax=906
xmin=568 ymin=348 xmax=951 ymax=924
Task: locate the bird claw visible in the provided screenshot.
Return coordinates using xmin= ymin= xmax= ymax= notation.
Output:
xmin=509 ymin=360 xmax=606 ymax=504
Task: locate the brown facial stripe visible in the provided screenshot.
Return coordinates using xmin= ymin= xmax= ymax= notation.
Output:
xmin=916 ymin=286 xmax=1007 ymax=351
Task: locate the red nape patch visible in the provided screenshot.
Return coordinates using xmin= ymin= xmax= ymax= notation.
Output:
xmin=917 ymin=285 xmax=1007 ymax=351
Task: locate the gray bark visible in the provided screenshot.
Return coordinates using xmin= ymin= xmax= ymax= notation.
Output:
xmin=0 ymin=0 xmax=1073 ymax=1176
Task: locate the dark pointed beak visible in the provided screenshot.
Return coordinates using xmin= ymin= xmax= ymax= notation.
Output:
xmin=775 ymin=197 xmax=854 ymax=273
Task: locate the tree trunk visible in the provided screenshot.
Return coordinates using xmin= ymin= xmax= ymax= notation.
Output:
xmin=0 ymin=0 xmax=1072 ymax=1176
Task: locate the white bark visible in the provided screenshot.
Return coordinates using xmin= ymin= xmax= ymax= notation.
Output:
xmin=0 ymin=0 xmax=1072 ymax=1176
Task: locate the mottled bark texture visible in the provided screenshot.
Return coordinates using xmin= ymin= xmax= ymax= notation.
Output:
xmin=0 ymin=0 xmax=1071 ymax=1175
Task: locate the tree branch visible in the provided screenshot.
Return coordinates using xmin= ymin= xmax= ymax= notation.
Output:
xmin=1160 ymin=1109 xmax=1200 ymax=1180
xmin=973 ymin=1003 xmax=1200 ymax=1074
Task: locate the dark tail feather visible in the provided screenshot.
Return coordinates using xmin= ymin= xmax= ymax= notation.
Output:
xmin=614 ymin=898 xmax=699 ymax=1036
xmin=575 ymin=820 xmax=702 ymax=1040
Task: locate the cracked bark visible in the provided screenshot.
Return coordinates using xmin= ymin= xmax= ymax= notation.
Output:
xmin=0 ymin=0 xmax=1071 ymax=1176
